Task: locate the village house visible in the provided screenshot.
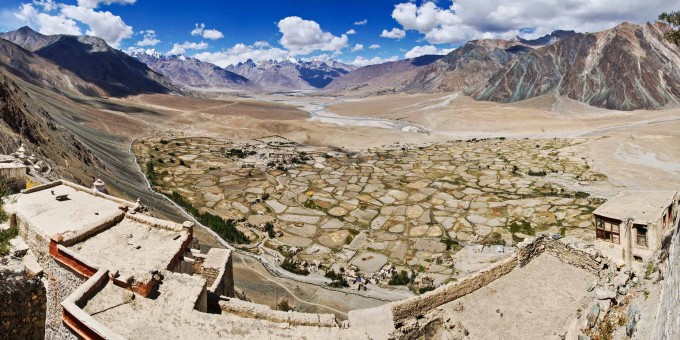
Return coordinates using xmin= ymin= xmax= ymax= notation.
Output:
xmin=593 ymin=191 xmax=679 ymax=269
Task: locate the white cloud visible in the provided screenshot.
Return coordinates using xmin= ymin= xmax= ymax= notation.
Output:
xmin=277 ymin=16 xmax=348 ymax=55
xmin=369 ymin=44 xmax=381 ymax=49
xmin=167 ymin=41 xmax=208 ymax=55
xmin=349 ymin=55 xmax=399 ymax=67
xmin=202 ymin=28 xmax=223 ymax=40
xmin=77 ymin=0 xmax=136 ymax=9
xmin=351 ymin=44 xmax=363 ymax=52
xmin=380 ymin=27 xmax=405 ymax=40
xmin=390 ymin=0 xmax=678 ymax=45
xmin=191 ymin=23 xmax=204 ymax=36
xmin=190 ymin=23 xmax=224 ymax=40
xmin=346 ymin=29 xmax=356 ymax=35
xmin=60 ymin=5 xmax=133 ymax=47
xmin=135 ymin=29 xmax=160 ymax=46
xmin=32 ymin=0 xmax=58 ymax=11
xmin=404 ymin=45 xmax=455 ymax=58
xmin=15 ymin=4 xmax=81 ymax=36
xmin=193 ymin=42 xmax=289 ymax=68
xmin=253 ymin=41 xmax=270 ymax=48
xmin=354 ymin=19 xmax=367 ymax=26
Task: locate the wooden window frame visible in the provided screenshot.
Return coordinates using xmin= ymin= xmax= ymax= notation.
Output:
xmin=595 ymin=216 xmax=621 ymax=244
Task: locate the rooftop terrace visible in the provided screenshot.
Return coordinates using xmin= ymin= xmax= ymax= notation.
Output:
xmin=593 ymin=190 xmax=677 ymax=224
xmin=6 ymin=184 xmax=124 ymax=239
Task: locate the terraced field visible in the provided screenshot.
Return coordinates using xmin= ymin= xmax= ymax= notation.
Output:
xmin=133 ymin=135 xmax=607 ymax=288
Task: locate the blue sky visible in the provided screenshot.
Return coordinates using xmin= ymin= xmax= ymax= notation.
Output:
xmin=1 ymin=0 xmax=677 ymax=67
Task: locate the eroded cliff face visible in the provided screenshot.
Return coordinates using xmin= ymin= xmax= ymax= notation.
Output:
xmin=472 ymin=23 xmax=680 ymax=110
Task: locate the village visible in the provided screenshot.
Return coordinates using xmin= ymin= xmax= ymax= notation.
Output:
xmin=131 ymin=135 xmax=611 ymax=293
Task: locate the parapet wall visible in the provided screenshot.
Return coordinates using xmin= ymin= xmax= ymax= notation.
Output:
xmin=387 ymin=236 xmax=606 ymax=325
xmin=0 ymin=259 xmax=46 ymax=340
xmin=200 ymin=248 xmax=234 ymax=297
xmin=218 ymin=298 xmax=338 ymax=327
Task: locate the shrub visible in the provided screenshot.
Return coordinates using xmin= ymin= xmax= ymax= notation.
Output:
xmin=281 ymin=258 xmax=309 ymax=276
xmin=389 ymin=270 xmax=410 ymax=286
xmin=277 ymin=299 xmax=292 ymax=311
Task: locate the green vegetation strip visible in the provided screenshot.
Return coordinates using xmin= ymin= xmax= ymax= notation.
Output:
xmin=166 ymin=191 xmax=250 ymax=244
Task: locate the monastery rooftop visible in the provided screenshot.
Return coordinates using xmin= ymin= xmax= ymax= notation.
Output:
xmin=593 ymin=190 xmax=678 ymax=224
xmin=68 ymin=216 xmax=190 ymax=280
xmin=6 ymin=184 xmax=124 ymax=239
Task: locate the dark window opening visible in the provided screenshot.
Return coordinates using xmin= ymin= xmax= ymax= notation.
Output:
xmin=635 ymin=225 xmax=648 ymax=247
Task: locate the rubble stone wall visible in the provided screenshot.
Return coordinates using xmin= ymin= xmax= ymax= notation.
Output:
xmin=44 ymin=259 xmax=85 ymax=340
xmin=390 ymin=255 xmax=517 ymax=323
xmin=389 ymin=236 xmax=604 ymax=324
xmin=0 ymin=262 xmax=46 ymax=340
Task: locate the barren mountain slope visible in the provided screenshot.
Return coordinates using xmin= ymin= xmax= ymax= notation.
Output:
xmin=472 ymin=22 xmax=680 ymax=110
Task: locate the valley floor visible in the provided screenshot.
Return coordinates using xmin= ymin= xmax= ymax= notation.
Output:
xmin=42 ymin=88 xmax=680 ymax=315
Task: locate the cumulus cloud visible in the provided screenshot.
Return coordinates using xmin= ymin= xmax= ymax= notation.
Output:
xmin=135 ymin=29 xmax=160 ymax=46
xmin=354 ymin=19 xmax=367 ymax=26
xmin=346 ymin=29 xmax=356 ymax=35
xmin=32 ymin=0 xmax=58 ymax=11
xmin=167 ymin=41 xmax=209 ymax=55
xmin=77 ymin=0 xmax=136 ymax=9
xmin=277 ymin=16 xmax=348 ymax=55
xmin=60 ymin=5 xmax=133 ymax=47
xmin=380 ymin=27 xmax=405 ymax=39
xmin=15 ymin=3 xmax=81 ymax=36
xmin=351 ymin=44 xmax=363 ymax=52
xmin=369 ymin=44 xmax=381 ymax=49
xmin=190 ymin=23 xmax=224 ymax=40
xmin=349 ymin=55 xmax=399 ymax=67
xmin=193 ymin=42 xmax=289 ymax=68
xmin=404 ymin=45 xmax=455 ymax=58
xmin=390 ymin=0 xmax=678 ymax=45
xmin=15 ymin=2 xmax=134 ymax=47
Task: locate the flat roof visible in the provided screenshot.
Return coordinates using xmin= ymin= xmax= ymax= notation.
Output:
xmin=69 ymin=217 xmax=189 ymax=279
xmin=593 ymin=191 xmax=678 ymax=224
xmin=0 ymin=162 xmax=28 ymax=169
xmin=5 ymin=184 xmax=124 ymax=238
xmin=86 ymin=273 xmax=363 ymax=339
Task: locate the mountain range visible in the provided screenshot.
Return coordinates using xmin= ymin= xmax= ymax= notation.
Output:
xmin=0 ymin=23 xmax=678 ymax=110
xmin=130 ymin=50 xmax=252 ymax=90
xmin=225 ymin=57 xmax=357 ymax=91
xmin=0 ymin=26 xmax=174 ymax=97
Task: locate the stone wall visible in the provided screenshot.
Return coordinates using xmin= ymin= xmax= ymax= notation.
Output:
xmin=390 ymin=255 xmax=517 ymax=324
xmin=12 ymin=213 xmax=50 ymax=266
xmin=218 ymin=298 xmax=338 ymax=327
xmin=44 ymin=258 xmax=85 ymax=340
xmin=0 ymin=258 xmax=46 ymax=340
xmin=199 ymin=248 xmax=234 ymax=298
xmin=387 ymin=236 xmax=605 ymax=325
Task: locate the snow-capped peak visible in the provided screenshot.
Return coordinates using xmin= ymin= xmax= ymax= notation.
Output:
xmin=146 ymin=49 xmax=161 ymax=58
xmin=285 ymin=55 xmax=299 ymax=64
xmin=178 ymin=54 xmax=187 ymax=61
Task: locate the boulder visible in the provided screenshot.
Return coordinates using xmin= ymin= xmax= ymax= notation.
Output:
xmin=595 ymin=288 xmax=616 ymax=300
xmin=586 ymin=304 xmax=600 ymax=328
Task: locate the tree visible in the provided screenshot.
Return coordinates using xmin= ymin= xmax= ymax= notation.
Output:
xmin=659 ymin=11 xmax=680 ymax=45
